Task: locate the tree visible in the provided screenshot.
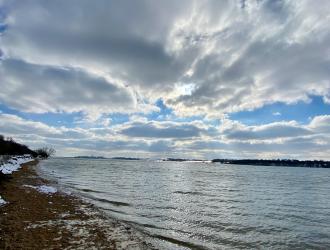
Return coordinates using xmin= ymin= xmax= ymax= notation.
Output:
xmin=0 ymin=135 xmax=37 ymax=156
xmin=35 ymin=147 xmax=56 ymax=159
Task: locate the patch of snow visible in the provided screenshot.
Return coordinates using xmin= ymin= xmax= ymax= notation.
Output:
xmin=0 ymin=195 xmax=7 ymax=206
xmin=0 ymin=155 xmax=33 ymax=175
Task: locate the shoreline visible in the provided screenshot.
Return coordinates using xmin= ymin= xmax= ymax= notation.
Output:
xmin=0 ymin=160 xmax=153 ymax=249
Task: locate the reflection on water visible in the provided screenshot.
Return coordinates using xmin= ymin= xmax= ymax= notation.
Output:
xmin=40 ymin=158 xmax=330 ymax=249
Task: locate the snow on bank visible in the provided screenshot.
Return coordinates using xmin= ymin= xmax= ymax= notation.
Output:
xmin=0 ymin=155 xmax=34 ymax=175
xmin=24 ymin=185 xmax=57 ymax=195
xmin=0 ymin=155 xmax=34 ymax=206
xmin=0 ymin=195 xmax=7 ymax=206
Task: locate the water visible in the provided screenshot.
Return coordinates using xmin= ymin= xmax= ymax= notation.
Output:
xmin=39 ymin=158 xmax=330 ymax=249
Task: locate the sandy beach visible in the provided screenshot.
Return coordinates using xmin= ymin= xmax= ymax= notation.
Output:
xmin=0 ymin=161 xmax=152 ymax=250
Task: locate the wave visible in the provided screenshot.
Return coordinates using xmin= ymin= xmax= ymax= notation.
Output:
xmin=76 ymin=187 xmax=105 ymax=194
xmin=94 ymin=197 xmax=131 ymax=207
xmin=82 ymin=193 xmax=131 ymax=207
xmin=173 ymin=190 xmax=205 ymax=195
xmin=152 ymin=234 xmax=208 ymax=249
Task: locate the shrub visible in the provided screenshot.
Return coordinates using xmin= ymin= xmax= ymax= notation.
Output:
xmin=35 ymin=147 xmax=56 ymax=159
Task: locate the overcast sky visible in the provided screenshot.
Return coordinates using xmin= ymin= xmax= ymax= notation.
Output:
xmin=0 ymin=0 xmax=330 ymax=159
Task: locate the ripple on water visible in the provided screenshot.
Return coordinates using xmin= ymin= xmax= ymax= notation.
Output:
xmin=39 ymin=158 xmax=330 ymax=249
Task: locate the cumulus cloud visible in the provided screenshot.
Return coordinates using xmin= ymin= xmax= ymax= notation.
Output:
xmin=0 ymin=113 xmax=174 ymax=156
xmin=1 ymin=113 xmax=330 ymax=159
xmin=166 ymin=0 xmax=330 ymax=116
xmin=184 ymin=115 xmax=330 ymax=159
xmin=0 ymin=58 xmax=137 ymax=118
xmin=119 ymin=121 xmax=215 ymax=138
xmin=0 ymin=0 xmax=329 ymax=117
xmin=309 ymin=115 xmax=330 ymax=134
xmin=180 ymin=115 xmax=330 ymax=159
xmin=0 ymin=113 xmax=61 ymax=137
xmin=221 ymin=120 xmax=312 ymax=140
xmin=186 ymin=137 xmax=330 ymax=160
xmin=0 ymin=0 xmax=190 ymax=94
xmin=0 ymin=0 xmax=330 ymax=159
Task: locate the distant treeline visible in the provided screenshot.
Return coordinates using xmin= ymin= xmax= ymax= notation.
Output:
xmin=74 ymin=156 xmax=106 ymax=159
xmin=0 ymin=135 xmax=55 ymax=159
xmin=74 ymin=156 xmax=143 ymax=160
xmin=211 ymin=159 xmax=330 ymax=168
xmin=162 ymin=158 xmax=206 ymax=162
xmin=111 ymin=157 xmax=141 ymax=161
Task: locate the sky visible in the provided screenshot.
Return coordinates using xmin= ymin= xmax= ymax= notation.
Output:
xmin=0 ymin=0 xmax=330 ymax=160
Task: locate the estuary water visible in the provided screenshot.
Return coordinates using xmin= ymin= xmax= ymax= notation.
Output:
xmin=39 ymin=158 xmax=330 ymax=249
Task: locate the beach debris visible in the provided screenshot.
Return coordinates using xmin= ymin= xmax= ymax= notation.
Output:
xmin=24 ymin=184 xmax=57 ymax=194
xmin=0 ymin=155 xmax=33 ymax=175
xmin=0 ymin=195 xmax=7 ymax=206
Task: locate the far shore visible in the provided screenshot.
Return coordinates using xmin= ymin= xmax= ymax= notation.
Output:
xmin=0 ymin=160 xmax=152 ymax=249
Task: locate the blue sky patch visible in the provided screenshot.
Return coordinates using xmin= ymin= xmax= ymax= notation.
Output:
xmin=146 ymin=99 xmax=173 ymax=121
xmin=108 ymin=113 xmax=130 ymax=126
xmin=0 ymin=103 xmax=83 ymax=128
xmin=0 ymin=23 xmax=7 ymax=33
xmin=230 ymin=96 xmax=330 ymax=125
xmin=146 ymin=99 xmax=206 ymax=123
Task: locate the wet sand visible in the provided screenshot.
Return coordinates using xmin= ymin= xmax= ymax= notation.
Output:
xmin=0 ymin=161 xmax=152 ymax=249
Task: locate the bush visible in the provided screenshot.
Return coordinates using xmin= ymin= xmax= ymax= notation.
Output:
xmin=35 ymin=147 xmax=56 ymax=159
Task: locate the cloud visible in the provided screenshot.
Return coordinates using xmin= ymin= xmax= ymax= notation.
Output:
xmin=0 ymin=58 xmax=137 ymax=118
xmin=165 ymin=0 xmax=330 ymax=116
xmin=0 ymin=113 xmax=175 ymax=155
xmin=0 ymin=113 xmax=93 ymax=142
xmin=0 ymin=0 xmax=190 ymax=94
xmin=1 ymin=113 xmax=330 ymax=159
xmin=184 ymin=115 xmax=330 ymax=159
xmin=186 ymin=136 xmax=330 ymax=160
xmin=0 ymin=113 xmax=61 ymax=137
xmin=0 ymin=0 xmax=329 ymax=117
xmin=221 ymin=120 xmax=312 ymax=140
xmin=179 ymin=115 xmax=330 ymax=159
xmin=0 ymin=0 xmax=330 ymax=159
xmin=119 ymin=121 xmax=215 ymax=138
xmin=309 ymin=115 xmax=330 ymax=134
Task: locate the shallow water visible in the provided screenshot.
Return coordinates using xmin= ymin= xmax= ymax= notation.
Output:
xmin=39 ymin=158 xmax=330 ymax=249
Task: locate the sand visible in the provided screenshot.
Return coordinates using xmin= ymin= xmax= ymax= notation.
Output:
xmin=0 ymin=161 xmax=153 ymax=250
